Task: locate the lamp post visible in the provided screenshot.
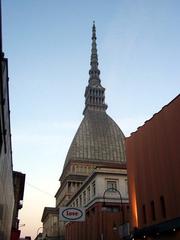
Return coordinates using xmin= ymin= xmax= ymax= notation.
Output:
xmin=101 ymin=187 xmax=125 ymax=240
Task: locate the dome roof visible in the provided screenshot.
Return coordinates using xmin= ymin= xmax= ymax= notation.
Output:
xmin=63 ymin=111 xmax=126 ymax=169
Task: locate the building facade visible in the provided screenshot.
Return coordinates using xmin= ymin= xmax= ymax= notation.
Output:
xmin=0 ymin=5 xmax=25 ymax=240
xmin=65 ymin=166 xmax=129 ymax=240
xmin=41 ymin=207 xmax=59 ymax=239
xmin=11 ymin=171 xmax=26 ymax=240
xmin=126 ymin=95 xmax=180 ymax=239
xmin=0 ymin=42 xmax=14 ymax=240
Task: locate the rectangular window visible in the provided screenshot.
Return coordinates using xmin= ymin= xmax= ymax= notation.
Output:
xmin=91 ymin=207 xmax=95 ymax=214
xmin=160 ymin=196 xmax=166 ymax=218
xmin=83 ymin=191 xmax=86 ymax=205
xmin=68 ymin=182 xmax=71 ymax=190
xmin=107 ymin=180 xmax=117 ymax=191
xmin=79 ymin=195 xmax=82 ymax=207
xmin=142 ymin=204 xmax=147 ymax=224
xmin=150 ymin=201 xmax=156 ymax=221
xmin=76 ymin=198 xmax=78 ymax=207
xmin=87 ymin=186 xmax=90 ymax=201
xmin=92 ymin=181 xmax=96 ymax=196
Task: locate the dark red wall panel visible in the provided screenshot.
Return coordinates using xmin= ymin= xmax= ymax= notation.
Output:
xmin=126 ymin=95 xmax=180 ymax=229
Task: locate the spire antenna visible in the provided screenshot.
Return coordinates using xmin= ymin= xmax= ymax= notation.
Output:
xmin=89 ymin=21 xmax=100 ymax=85
xmin=83 ymin=22 xmax=107 ymax=115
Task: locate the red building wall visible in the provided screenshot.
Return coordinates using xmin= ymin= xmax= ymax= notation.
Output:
xmin=126 ymin=95 xmax=180 ymax=230
xmin=65 ymin=202 xmax=129 ymax=240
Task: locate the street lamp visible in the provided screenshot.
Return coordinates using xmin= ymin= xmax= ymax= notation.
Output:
xmin=101 ymin=187 xmax=125 ymax=240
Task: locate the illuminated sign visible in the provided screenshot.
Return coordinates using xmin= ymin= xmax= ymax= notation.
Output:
xmin=59 ymin=207 xmax=85 ymax=222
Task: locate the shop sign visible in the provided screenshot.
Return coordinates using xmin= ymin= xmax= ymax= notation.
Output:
xmin=59 ymin=207 xmax=85 ymax=222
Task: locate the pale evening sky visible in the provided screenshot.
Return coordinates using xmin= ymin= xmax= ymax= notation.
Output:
xmin=2 ymin=0 xmax=180 ymax=238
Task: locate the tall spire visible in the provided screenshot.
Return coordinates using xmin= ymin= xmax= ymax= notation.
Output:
xmin=83 ymin=22 xmax=107 ymax=115
xmin=89 ymin=21 xmax=100 ymax=85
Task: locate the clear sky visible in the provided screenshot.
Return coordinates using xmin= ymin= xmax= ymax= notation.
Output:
xmin=2 ymin=0 xmax=180 ymax=239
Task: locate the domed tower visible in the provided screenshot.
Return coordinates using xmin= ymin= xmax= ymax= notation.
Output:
xmin=55 ymin=22 xmax=126 ymax=210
